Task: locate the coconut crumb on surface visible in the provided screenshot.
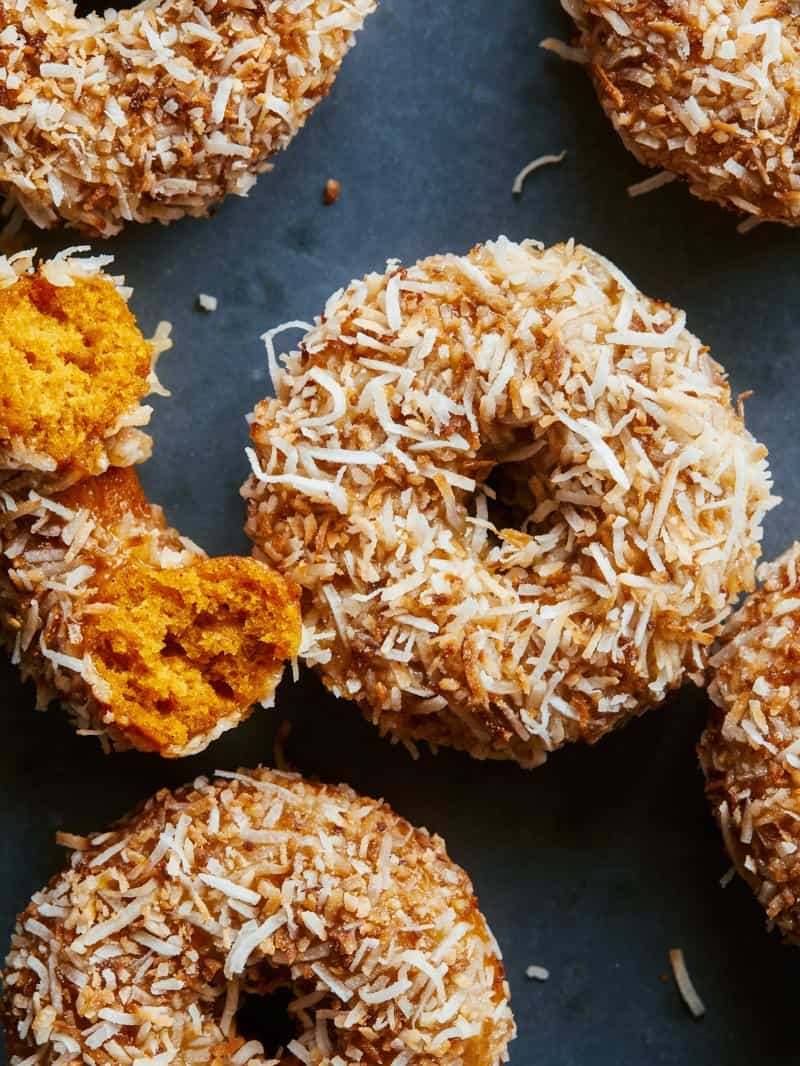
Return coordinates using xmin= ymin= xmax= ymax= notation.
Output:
xmin=525 ymin=964 xmax=550 ymax=981
xmin=512 ymin=151 xmax=567 ymax=196
xmin=668 ymin=948 xmax=706 ymax=1019
xmin=323 ymin=178 xmax=342 ymax=205
xmin=197 ymin=293 xmax=219 ymax=313
xmin=2 ymin=768 xmax=515 ymax=1066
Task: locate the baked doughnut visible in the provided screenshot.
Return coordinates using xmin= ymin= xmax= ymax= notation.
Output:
xmin=0 ymin=0 xmax=376 ymax=237
xmin=2 ymin=467 xmax=301 ymax=756
xmin=0 ymin=250 xmax=301 ymax=756
xmin=243 ymin=237 xmax=776 ymax=766
xmin=700 ymin=544 xmax=800 ymax=938
xmin=565 ymin=0 xmax=800 ymax=224
xmin=2 ymin=767 xmax=515 ymax=1066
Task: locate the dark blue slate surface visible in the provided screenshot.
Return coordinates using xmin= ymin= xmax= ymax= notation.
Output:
xmin=2 ymin=2 xmax=799 ymax=1063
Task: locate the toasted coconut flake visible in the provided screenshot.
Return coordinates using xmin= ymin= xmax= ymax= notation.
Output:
xmin=668 ymin=948 xmax=705 ymax=1019
xmin=512 ymin=151 xmax=567 ymax=197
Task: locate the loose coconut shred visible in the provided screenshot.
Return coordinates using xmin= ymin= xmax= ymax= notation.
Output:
xmin=565 ymin=0 xmax=800 ymax=224
xmin=2 ymin=768 xmax=515 ymax=1066
xmin=700 ymin=543 xmax=800 ymax=939
xmin=0 ymin=0 xmax=375 ymax=236
xmin=243 ymin=238 xmax=776 ymax=767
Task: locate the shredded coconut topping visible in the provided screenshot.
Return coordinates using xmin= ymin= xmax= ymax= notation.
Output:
xmin=700 ymin=543 xmax=800 ymax=939
xmin=2 ymin=768 xmax=515 ymax=1066
xmin=0 ymin=0 xmax=375 ymax=236
xmin=567 ymin=0 xmax=800 ymax=223
xmin=244 ymin=237 xmax=776 ymax=766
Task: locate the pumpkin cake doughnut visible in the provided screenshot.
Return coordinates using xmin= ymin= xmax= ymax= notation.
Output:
xmin=1 ymin=767 xmax=515 ymax=1066
xmin=0 ymin=250 xmax=301 ymax=756
xmin=0 ymin=247 xmax=161 ymax=490
xmin=700 ymin=544 xmax=800 ymax=939
xmin=0 ymin=0 xmax=376 ymax=237
xmin=243 ymin=237 xmax=777 ymax=766
xmin=565 ymin=0 xmax=800 ymax=224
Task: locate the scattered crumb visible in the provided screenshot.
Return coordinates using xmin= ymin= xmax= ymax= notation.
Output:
xmin=668 ymin=948 xmax=705 ymax=1019
xmin=525 ymin=965 xmax=550 ymax=982
xmin=323 ymin=178 xmax=341 ymax=205
xmin=197 ymin=293 xmax=218 ymax=312
xmin=512 ymin=151 xmax=566 ymax=198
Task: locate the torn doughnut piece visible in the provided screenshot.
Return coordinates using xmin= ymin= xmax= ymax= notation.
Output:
xmin=0 ymin=251 xmax=301 ymax=756
xmin=0 ymin=249 xmax=161 ymax=488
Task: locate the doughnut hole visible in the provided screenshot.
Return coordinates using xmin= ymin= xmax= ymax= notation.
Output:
xmin=235 ymin=987 xmax=295 ymax=1059
xmin=81 ymin=556 xmax=302 ymax=755
xmin=0 ymin=274 xmax=152 ymax=472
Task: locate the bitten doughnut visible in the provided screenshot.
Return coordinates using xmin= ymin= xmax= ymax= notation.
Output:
xmin=0 ymin=0 xmax=375 ymax=236
xmin=700 ymin=544 xmax=800 ymax=939
xmin=2 ymin=768 xmax=515 ymax=1066
xmin=244 ymin=237 xmax=776 ymax=766
xmin=0 ymin=248 xmax=163 ymax=489
xmin=0 ymin=250 xmax=301 ymax=756
xmin=565 ymin=0 xmax=800 ymax=224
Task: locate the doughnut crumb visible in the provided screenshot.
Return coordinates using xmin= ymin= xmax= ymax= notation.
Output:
xmin=323 ymin=178 xmax=342 ymax=204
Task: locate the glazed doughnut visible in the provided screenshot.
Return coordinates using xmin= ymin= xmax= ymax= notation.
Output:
xmin=0 ymin=0 xmax=375 ymax=236
xmin=700 ymin=544 xmax=800 ymax=939
xmin=0 ymin=250 xmax=301 ymax=756
xmin=565 ymin=0 xmax=800 ymax=224
xmin=1 ymin=767 xmax=515 ymax=1066
xmin=243 ymin=237 xmax=776 ymax=766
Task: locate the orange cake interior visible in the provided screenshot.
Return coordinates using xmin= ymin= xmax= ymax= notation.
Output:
xmin=59 ymin=468 xmax=302 ymax=755
xmin=0 ymin=273 xmax=152 ymax=470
